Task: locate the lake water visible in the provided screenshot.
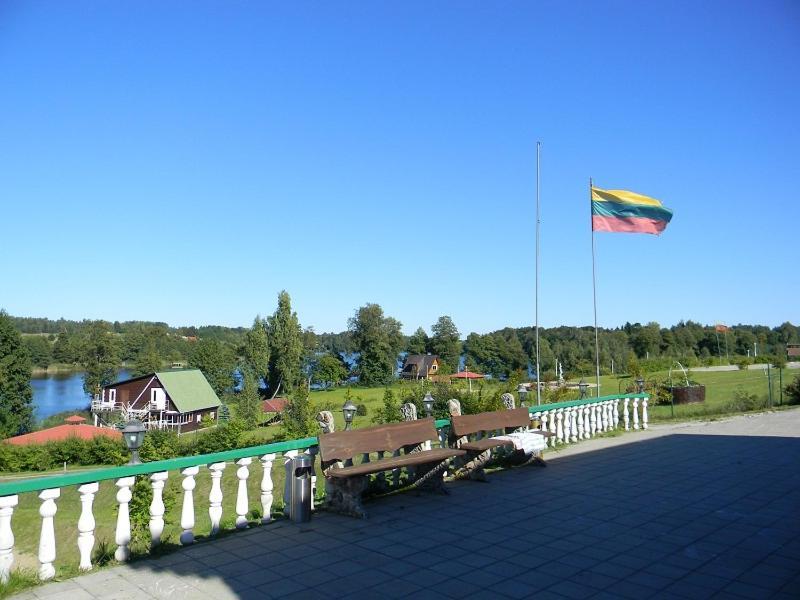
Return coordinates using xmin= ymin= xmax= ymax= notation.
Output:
xmin=31 ymin=370 xmax=130 ymax=422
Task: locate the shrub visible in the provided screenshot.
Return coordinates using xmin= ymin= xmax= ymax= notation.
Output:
xmin=785 ymin=375 xmax=800 ymax=406
xmin=372 ymin=388 xmax=402 ymax=424
xmin=355 ymin=403 xmax=367 ymax=417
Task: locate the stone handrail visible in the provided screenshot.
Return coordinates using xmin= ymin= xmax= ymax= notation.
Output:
xmin=0 ymin=393 xmax=647 ymax=584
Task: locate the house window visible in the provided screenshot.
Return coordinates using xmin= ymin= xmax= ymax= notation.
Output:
xmin=196 ymin=413 xmax=201 ymax=423
xmin=151 ymin=388 xmax=166 ymax=411
xmin=431 ymin=364 xmax=437 ymax=371
xmin=210 ymin=412 xmax=215 ymax=419
xmin=109 ymin=389 xmax=116 ymax=403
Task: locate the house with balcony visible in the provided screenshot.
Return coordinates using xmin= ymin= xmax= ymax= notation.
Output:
xmin=93 ymin=369 xmax=220 ymax=433
xmin=401 ymin=354 xmax=441 ymax=380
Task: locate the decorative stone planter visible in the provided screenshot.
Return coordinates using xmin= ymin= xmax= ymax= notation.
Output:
xmin=671 ymin=385 xmax=705 ymax=404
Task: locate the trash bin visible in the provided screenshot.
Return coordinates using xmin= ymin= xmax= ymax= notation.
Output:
xmin=288 ymin=455 xmax=313 ymax=523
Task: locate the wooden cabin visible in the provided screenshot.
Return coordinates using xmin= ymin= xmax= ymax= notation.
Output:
xmin=401 ymin=354 xmax=441 ymax=380
xmin=94 ymin=369 xmax=221 ymax=433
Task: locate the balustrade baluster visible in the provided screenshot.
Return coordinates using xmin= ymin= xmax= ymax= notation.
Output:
xmin=114 ymin=477 xmax=135 ymax=562
xmin=235 ymin=458 xmax=252 ymax=529
xmin=589 ymin=405 xmax=597 ymax=436
xmin=208 ymin=462 xmax=226 ymax=535
xmin=548 ymin=412 xmax=557 ymax=447
xmin=260 ymin=453 xmax=276 ymax=523
xmin=180 ymin=466 xmax=199 ymax=545
xmin=623 ymin=398 xmax=630 ymax=431
xmin=613 ymin=399 xmax=620 ymax=428
xmin=632 ymin=398 xmax=640 ymax=430
xmin=38 ymin=488 xmax=59 ymax=580
xmin=602 ymin=402 xmax=610 ymax=432
xmin=576 ymin=407 xmax=584 ymax=440
xmin=77 ymin=482 xmax=98 ymax=570
xmin=555 ymin=409 xmax=564 ymax=444
xmin=149 ymin=471 xmax=168 ymax=547
xmin=642 ymin=396 xmax=649 ymax=430
xmin=0 ymin=495 xmax=18 ymax=583
xmin=570 ymin=408 xmax=578 ymax=442
xmin=561 ymin=408 xmax=570 ymax=445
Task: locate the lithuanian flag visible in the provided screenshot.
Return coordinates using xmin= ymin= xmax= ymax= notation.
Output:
xmin=591 ymin=187 xmax=673 ymax=235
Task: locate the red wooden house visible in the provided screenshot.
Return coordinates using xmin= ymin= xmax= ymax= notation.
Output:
xmin=94 ymin=369 xmax=221 ymax=433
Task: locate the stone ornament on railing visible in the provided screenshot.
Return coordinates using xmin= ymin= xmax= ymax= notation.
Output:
xmin=501 ymin=393 xmax=515 ymax=410
xmin=38 ymin=488 xmax=59 ymax=580
xmin=448 ymin=399 xmax=462 ymax=417
xmin=149 ymin=471 xmax=168 ymax=547
xmin=400 ymin=402 xmax=417 ymax=421
xmin=208 ymin=462 xmax=226 ymax=536
xmin=180 ymin=466 xmax=199 ymax=545
xmin=77 ymin=482 xmax=98 ymax=571
xmin=316 ymin=411 xmax=335 ymax=434
xmin=0 ymin=495 xmax=18 ymax=583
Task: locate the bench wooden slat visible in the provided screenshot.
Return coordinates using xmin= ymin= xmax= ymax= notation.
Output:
xmin=451 ymin=407 xmax=531 ymax=437
xmin=327 ymin=448 xmax=465 ymax=478
xmin=319 ymin=418 xmax=439 ymax=462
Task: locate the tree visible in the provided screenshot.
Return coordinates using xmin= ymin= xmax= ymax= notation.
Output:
xmin=312 ymin=353 xmax=348 ymax=387
xmin=242 ymin=316 xmax=270 ymax=387
xmin=430 ymin=316 xmax=461 ymax=374
xmin=0 ymin=311 xmax=34 ymax=438
xmin=131 ymin=339 xmax=163 ymax=377
xmin=80 ymin=321 xmax=120 ymax=399
xmin=267 ymin=291 xmax=304 ymax=394
xmin=52 ymin=330 xmax=76 ymax=364
xmin=281 ymin=388 xmax=315 ymax=439
xmin=189 ymin=339 xmax=237 ymax=397
xmin=236 ymin=369 xmax=263 ymax=429
xmin=407 ymin=327 xmax=429 ymax=355
xmin=348 ymin=303 xmax=403 ymax=386
xmin=23 ymin=336 xmax=52 ymax=369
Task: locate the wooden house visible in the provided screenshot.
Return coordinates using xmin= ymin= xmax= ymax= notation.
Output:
xmin=94 ymin=369 xmax=221 ymax=433
xmin=401 ymin=354 xmax=441 ymax=380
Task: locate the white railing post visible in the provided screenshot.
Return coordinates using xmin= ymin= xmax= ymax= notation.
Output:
xmin=77 ymin=482 xmax=98 ymax=571
xmin=613 ymin=399 xmax=620 ymax=428
xmin=583 ymin=405 xmax=591 ymax=438
xmin=555 ymin=409 xmax=564 ymax=444
xmin=623 ymin=398 xmax=630 ymax=430
xmin=114 ymin=476 xmax=135 ymax=562
xmin=561 ymin=408 xmax=571 ymax=444
xmin=235 ymin=458 xmax=252 ymax=529
xmin=208 ymin=462 xmax=226 ymax=536
xmin=149 ymin=471 xmax=168 ymax=548
xmin=642 ymin=396 xmax=649 ymax=430
xmin=0 ymin=495 xmax=18 ymax=583
xmin=548 ymin=411 xmax=557 ymax=447
xmin=602 ymin=401 xmax=610 ymax=432
xmin=589 ymin=404 xmax=596 ymax=437
xmin=576 ymin=406 xmax=585 ymax=439
xmin=38 ymin=488 xmax=60 ymax=580
xmin=540 ymin=412 xmax=548 ymax=439
xmin=570 ymin=407 xmax=578 ymax=442
xmin=180 ymin=466 xmax=199 ymax=545
xmin=260 ymin=453 xmax=276 ymax=523
xmin=632 ymin=398 xmax=640 ymax=430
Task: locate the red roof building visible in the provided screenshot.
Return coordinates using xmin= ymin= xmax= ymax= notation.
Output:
xmin=5 ymin=416 xmax=122 ymax=446
xmin=262 ymin=398 xmax=289 ymax=414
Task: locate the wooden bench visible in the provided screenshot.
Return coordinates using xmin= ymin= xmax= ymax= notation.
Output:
xmin=450 ymin=407 xmax=551 ymax=481
xmin=318 ymin=417 xmax=466 ymax=518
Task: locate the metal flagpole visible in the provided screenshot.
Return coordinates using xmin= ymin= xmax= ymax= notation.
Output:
xmin=590 ymin=177 xmax=601 ymax=397
xmin=535 ymin=141 xmax=542 ymax=405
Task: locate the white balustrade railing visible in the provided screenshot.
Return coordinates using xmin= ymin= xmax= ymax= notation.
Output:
xmin=0 ymin=396 xmax=648 ymax=583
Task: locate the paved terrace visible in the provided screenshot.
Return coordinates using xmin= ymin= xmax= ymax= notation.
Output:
xmin=15 ymin=409 xmax=800 ymax=600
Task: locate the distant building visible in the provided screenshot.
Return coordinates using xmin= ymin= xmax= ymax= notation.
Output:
xmin=401 ymin=354 xmax=441 ymax=380
xmin=6 ymin=416 xmax=122 ymax=446
xmin=262 ymin=397 xmax=289 ymax=425
xmin=94 ymin=369 xmax=220 ymax=433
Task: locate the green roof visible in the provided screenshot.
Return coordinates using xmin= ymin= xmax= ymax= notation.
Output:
xmin=155 ymin=369 xmax=221 ymax=413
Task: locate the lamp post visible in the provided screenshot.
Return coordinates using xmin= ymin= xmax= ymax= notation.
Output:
xmin=636 ymin=377 xmax=645 ymax=394
xmin=517 ymin=383 xmax=529 ymax=407
xmin=342 ymin=399 xmax=357 ymax=431
xmin=422 ymin=392 xmax=435 ymax=418
xmin=578 ymin=378 xmax=588 ymax=400
xmin=122 ymin=420 xmax=146 ymax=465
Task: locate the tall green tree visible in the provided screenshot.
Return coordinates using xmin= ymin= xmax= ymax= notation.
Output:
xmin=0 ymin=311 xmax=34 ymax=438
xmin=267 ymin=291 xmax=304 ymax=394
xmin=430 ymin=316 xmax=462 ymax=374
xmin=242 ymin=316 xmax=270 ymax=386
xmin=236 ymin=369 xmax=263 ymax=429
xmin=131 ymin=339 xmax=163 ymax=377
xmin=189 ymin=339 xmax=237 ymax=396
xmin=52 ymin=330 xmax=76 ymax=364
xmin=312 ymin=352 xmax=349 ymax=387
xmin=80 ymin=321 xmax=120 ymax=399
xmin=407 ymin=327 xmax=429 ymax=355
xmin=23 ymin=336 xmax=52 ymax=369
xmin=348 ymin=303 xmax=403 ymax=386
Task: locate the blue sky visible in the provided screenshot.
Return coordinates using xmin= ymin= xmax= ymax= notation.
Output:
xmin=1 ymin=1 xmax=798 ymax=335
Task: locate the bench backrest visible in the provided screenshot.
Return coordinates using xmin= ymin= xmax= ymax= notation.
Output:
xmin=450 ymin=407 xmax=530 ymax=437
xmin=318 ymin=418 xmax=438 ymax=462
